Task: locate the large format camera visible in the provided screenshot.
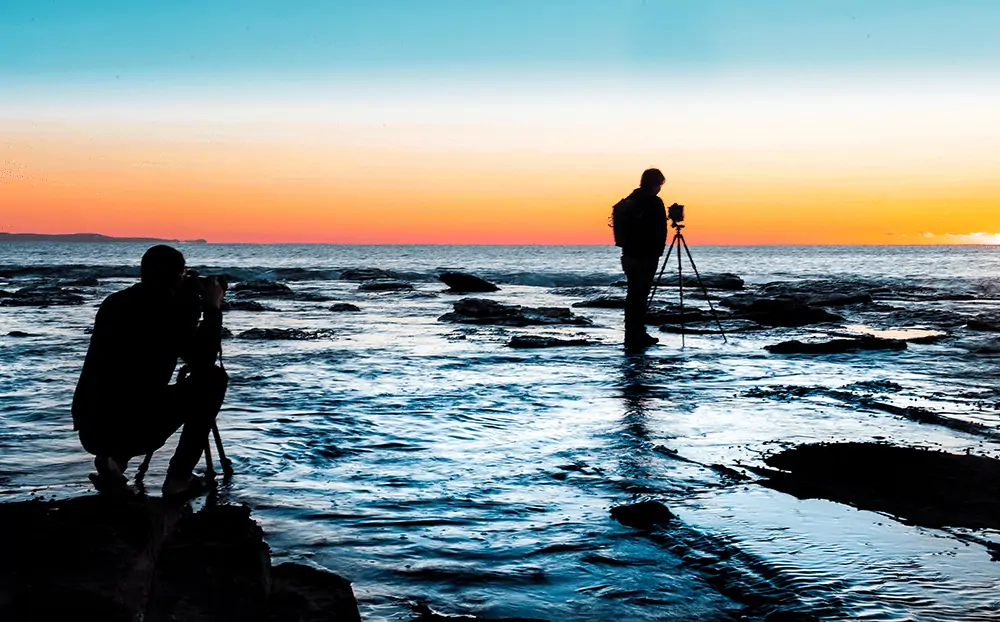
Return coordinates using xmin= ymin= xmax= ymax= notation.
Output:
xmin=668 ymin=203 xmax=685 ymax=225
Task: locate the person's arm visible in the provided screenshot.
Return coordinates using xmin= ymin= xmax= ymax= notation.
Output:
xmin=178 ymin=279 xmax=224 ymax=370
xmin=652 ymin=198 xmax=667 ymax=256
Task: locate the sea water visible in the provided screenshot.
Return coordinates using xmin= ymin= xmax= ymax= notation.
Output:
xmin=2 ymin=243 xmax=1000 ymax=621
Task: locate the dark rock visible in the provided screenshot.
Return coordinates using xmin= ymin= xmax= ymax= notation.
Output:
xmin=507 ymin=335 xmax=592 ymax=348
xmin=657 ymin=272 xmax=745 ymax=290
xmin=339 ymin=268 xmax=402 ymax=281
xmin=438 ymin=298 xmax=592 ymax=327
xmin=658 ymin=320 xmax=763 ymax=335
xmin=645 ymin=307 xmax=710 ymax=325
xmin=751 ymin=442 xmax=1000 ymax=530
xmin=237 ymin=328 xmax=331 ymax=340
xmin=232 ymin=280 xmax=293 ymax=297
xmin=0 ymin=285 xmax=86 ymax=307
xmin=59 ymin=275 xmax=101 ymax=287
xmin=808 ymin=293 xmax=874 ymax=307
xmin=221 ymin=300 xmax=271 ymax=312
xmin=358 ymin=279 xmax=413 ymax=292
xmin=967 ymin=316 xmax=1000 ymax=332
xmin=720 ymin=296 xmax=843 ymax=327
xmin=572 ymin=295 xmax=626 ymax=309
xmin=610 ymin=500 xmax=676 ymax=529
xmin=7 ymin=330 xmax=31 ymax=337
xmin=438 ymin=271 xmax=499 ymax=293
xmin=220 ymin=327 xmax=234 ymax=339
xmin=765 ymin=336 xmax=906 ymax=354
xmin=0 ymin=497 xmax=360 ymax=622
xmin=329 ymin=303 xmax=362 ymax=312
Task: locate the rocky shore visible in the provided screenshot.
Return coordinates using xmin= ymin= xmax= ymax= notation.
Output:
xmin=0 ymin=495 xmax=360 ymax=622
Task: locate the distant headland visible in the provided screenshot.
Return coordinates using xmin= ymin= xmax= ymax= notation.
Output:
xmin=0 ymin=233 xmax=208 ymax=244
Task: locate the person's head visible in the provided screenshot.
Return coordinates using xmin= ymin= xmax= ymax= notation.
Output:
xmin=140 ymin=245 xmax=186 ymax=293
xmin=639 ymin=168 xmax=665 ymax=195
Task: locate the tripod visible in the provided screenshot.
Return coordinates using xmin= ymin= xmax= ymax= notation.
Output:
xmin=647 ymin=221 xmax=728 ymax=347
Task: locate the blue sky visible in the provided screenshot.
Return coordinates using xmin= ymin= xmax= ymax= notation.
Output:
xmin=3 ymin=1 xmax=998 ymax=82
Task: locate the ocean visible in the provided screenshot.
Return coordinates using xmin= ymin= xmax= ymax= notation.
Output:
xmin=2 ymin=242 xmax=1000 ymax=621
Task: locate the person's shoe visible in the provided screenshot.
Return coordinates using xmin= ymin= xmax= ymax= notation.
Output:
xmin=162 ymin=474 xmax=210 ymax=500
xmin=89 ymin=456 xmax=131 ymax=495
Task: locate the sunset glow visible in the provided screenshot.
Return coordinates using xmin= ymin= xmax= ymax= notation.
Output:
xmin=2 ymin=1 xmax=998 ymax=244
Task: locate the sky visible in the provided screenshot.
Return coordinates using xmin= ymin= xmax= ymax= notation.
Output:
xmin=1 ymin=1 xmax=999 ymax=244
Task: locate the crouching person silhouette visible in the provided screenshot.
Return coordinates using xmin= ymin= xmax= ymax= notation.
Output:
xmin=73 ymin=245 xmax=228 ymax=498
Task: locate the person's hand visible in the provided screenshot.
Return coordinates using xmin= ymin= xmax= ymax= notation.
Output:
xmin=202 ymin=277 xmax=225 ymax=311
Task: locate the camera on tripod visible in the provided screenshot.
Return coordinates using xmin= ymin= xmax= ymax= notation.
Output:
xmin=668 ymin=203 xmax=685 ymax=225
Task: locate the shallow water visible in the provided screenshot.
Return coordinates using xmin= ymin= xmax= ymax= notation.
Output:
xmin=3 ymin=243 xmax=1000 ymax=620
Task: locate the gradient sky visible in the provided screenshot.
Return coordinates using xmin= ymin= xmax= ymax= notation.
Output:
xmin=2 ymin=1 xmax=999 ymax=244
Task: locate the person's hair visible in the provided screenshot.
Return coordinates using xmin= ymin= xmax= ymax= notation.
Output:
xmin=140 ymin=245 xmax=185 ymax=287
xmin=640 ymin=168 xmax=665 ymax=189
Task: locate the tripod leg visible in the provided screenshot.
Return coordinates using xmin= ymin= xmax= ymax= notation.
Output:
xmin=680 ymin=235 xmax=729 ymax=344
xmin=212 ymin=422 xmax=234 ymax=477
xmin=677 ymin=233 xmax=685 ymax=348
xmin=136 ymin=452 xmax=153 ymax=482
xmin=204 ymin=439 xmax=216 ymax=478
xmin=646 ymin=234 xmax=678 ymax=312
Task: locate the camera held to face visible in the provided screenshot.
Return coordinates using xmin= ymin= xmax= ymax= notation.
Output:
xmin=182 ymin=269 xmax=228 ymax=300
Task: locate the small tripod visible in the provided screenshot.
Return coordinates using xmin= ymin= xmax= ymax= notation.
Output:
xmin=647 ymin=220 xmax=728 ymax=347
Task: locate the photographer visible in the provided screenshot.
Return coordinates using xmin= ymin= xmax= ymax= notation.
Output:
xmin=73 ymin=245 xmax=228 ymax=497
xmin=614 ymin=168 xmax=668 ymax=351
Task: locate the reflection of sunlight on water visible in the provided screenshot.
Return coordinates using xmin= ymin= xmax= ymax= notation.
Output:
xmin=842 ymin=324 xmax=946 ymax=340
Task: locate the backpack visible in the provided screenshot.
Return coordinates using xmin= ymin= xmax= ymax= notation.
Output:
xmin=609 ymin=195 xmax=643 ymax=248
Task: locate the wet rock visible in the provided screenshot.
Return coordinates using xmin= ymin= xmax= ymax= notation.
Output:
xmin=720 ymin=297 xmax=843 ymax=327
xmin=221 ymin=300 xmax=271 ymax=312
xmin=765 ymin=336 xmax=906 ymax=354
xmin=807 ymin=293 xmax=874 ymax=307
xmin=0 ymin=285 xmax=86 ymax=307
xmin=231 ymin=279 xmax=293 ymax=297
xmin=59 ymin=275 xmax=101 ymax=287
xmin=0 ymin=496 xmax=360 ymax=622
xmin=610 ymin=500 xmax=676 ymax=529
xmin=7 ymin=330 xmax=31 ymax=337
xmin=506 ymin=335 xmax=592 ymax=348
xmin=339 ymin=268 xmax=402 ymax=281
xmin=657 ymin=272 xmax=745 ymax=290
xmin=966 ymin=316 xmax=1000 ymax=332
xmin=438 ymin=271 xmax=499 ymax=293
xmin=572 ymin=295 xmax=626 ymax=309
xmin=438 ymin=298 xmax=592 ymax=327
xmin=236 ymin=328 xmax=331 ymax=340
xmin=358 ymin=279 xmax=414 ymax=292
xmin=645 ymin=307 xmax=710 ymax=325
xmin=658 ymin=319 xmax=763 ymax=335
xmin=329 ymin=303 xmax=362 ymax=312
xmin=220 ymin=327 xmax=233 ymax=339
xmin=751 ymin=442 xmax=1000 ymax=530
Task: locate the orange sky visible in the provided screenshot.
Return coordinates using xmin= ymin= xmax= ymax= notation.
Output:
xmin=3 ymin=83 xmax=999 ymax=244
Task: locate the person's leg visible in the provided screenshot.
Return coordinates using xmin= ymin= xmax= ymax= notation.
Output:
xmin=622 ymin=255 xmax=659 ymax=348
xmin=164 ymin=366 xmax=228 ymax=488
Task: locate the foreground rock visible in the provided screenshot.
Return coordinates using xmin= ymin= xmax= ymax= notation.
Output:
xmin=750 ymin=442 xmax=1000 ymax=531
xmin=572 ymin=295 xmax=625 ymax=309
xmin=438 ymin=271 xmax=499 ymax=293
xmin=329 ymin=303 xmax=362 ymax=313
xmin=439 ymin=298 xmax=592 ymax=327
xmin=232 ymin=279 xmax=294 ymax=297
xmin=765 ymin=336 xmax=906 ymax=354
xmin=0 ymin=496 xmax=360 ymax=621
xmin=221 ymin=300 xmax=273 ymax=312
xmin=506 ymin=335 xmax=592 ymax=348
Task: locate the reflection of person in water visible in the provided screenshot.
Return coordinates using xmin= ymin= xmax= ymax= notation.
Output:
xmin=72 ymin=245 xmax=228 ymax=498
xmin=613 ymin=168 xmax=668 ymax=352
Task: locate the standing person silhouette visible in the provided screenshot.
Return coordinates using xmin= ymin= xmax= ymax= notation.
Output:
xmin=613 ymin=168 xmax=668 ymax=352
xmin=73 ymin=245 xmax=228 ymax=497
